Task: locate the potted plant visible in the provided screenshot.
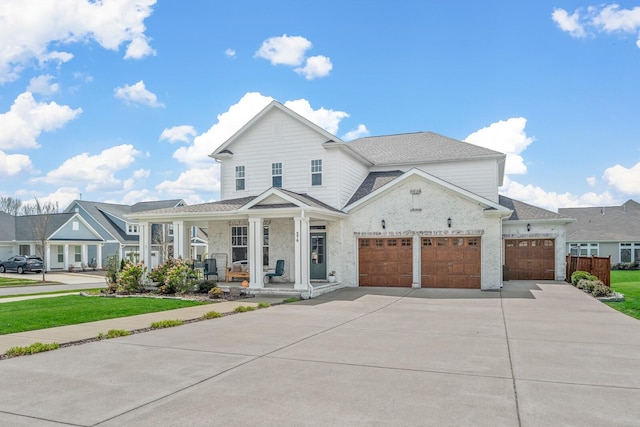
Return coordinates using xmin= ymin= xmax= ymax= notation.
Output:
xmin=328 ymin=271 xmax=336 ymax=283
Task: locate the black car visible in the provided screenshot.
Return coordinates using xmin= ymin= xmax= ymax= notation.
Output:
xmin=0 ymin=256 xmax=43 ymax=274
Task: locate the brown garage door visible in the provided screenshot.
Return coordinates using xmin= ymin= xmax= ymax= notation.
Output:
xmin=421 ymin=237 xmax=481 ymax=288
xmin=358 ymin=238 xmax=413 ymax=287
xmin=504 ymin=239 xmax=555 ymax=280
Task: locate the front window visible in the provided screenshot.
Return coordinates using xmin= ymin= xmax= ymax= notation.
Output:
xmin=127 ymin=223 xmax=139 ymax=235
xmin=272 ymin=162 xmax=282 ymax=188
xmin=263 ymin=226 xmax=269 ymax=266
xmin=74 ymin=246 xmax=81 ymax=263
xmin=570 ymin=243 xmax=599 ymax=257
xmin=231 ymin=226 xmax=248 ymax=262
xmin=311 ymin=159 xmax=322 ymax=186
xmin=57 ymin=246 xmax=64 ymax=263
xmin=620 ymin=243 xmax=640 ymax=263
xmin=235 ymin=165 xmax=245 ymax=191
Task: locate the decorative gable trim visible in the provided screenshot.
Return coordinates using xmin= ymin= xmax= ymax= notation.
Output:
xmin=343 ymin=168 xmax=512 ymax=218
xmin=210 ymin=101 xmax=344 ymax=160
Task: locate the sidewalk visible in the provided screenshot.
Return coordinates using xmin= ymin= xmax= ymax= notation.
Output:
xmin=0 ymin=297 xmax=283 ymax=355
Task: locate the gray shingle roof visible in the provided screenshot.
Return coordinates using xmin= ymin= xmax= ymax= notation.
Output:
xmin=138 ymin=197 xmax=257 ymax=214
xmin=559 ymin=199 xmax=640 ymax=242
xmin=346 ymin=171 xmax=405 ymax=206
xmin=499 ymin=196 xmax=571 ymax=221
xmin=0 ymin=212 xmax=16 ymax=241
xmin=277 ymin=189 xmax=344 ymax=213
xmin=15 ymin=213 xmax=75 ymax=240
xmin=347 ymin=132 xmax=504 ymax=165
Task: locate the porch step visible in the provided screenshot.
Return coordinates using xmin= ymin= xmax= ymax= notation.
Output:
xmin=306 ymin=281 xmax=347 ymax=299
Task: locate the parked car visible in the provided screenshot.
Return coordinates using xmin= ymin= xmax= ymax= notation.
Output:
xmin=0 ymin=256 xmax=43 ymax=274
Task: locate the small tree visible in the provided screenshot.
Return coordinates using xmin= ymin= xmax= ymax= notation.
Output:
xmin=21 ymin=198 xmax=59 ymax=282
xmin=0 ymin=196 xmax=22 ymax=215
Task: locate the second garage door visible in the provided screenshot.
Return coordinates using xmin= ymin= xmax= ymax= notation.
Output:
xmin=358 ymin=238 xmax=413 ymax=287
xmin=504 ymin=239 xmax=555 ymax=280
xmin=421 ymin=237 xmax=481 ymax=288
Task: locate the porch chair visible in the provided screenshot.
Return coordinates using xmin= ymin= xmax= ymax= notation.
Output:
xmin=203 ymin=258 xmax=218 ymax=280
xmin=265 ymin=259 xmax=285 ymax=283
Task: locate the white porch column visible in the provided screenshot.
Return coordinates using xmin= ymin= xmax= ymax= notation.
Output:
xmin=173 ymin=221 xmax=189 ymax=259
xmin=82 ymin=244 xmax=88 ymax=267
xmin=64 ymin=244 xmax=70 ymax=270
xmin=97 ymin=244 xmax=103 ymax=269
xmin=248 ymin=217 xmax=264 ymax=288
xmin=139 ymin=222 xmax=151 ymax=269
xmin=45 ymin=244 xmax=51 ymax=272
xmin=294 ymin=216 xmax=310 ymax=290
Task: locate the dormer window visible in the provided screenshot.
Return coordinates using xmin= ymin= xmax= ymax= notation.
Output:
xmin=235 ymin=165 xmax=246 ymax=190
xmin=272 ymin=162 xmax=282 ymax=188
xmin=127 ymin=223 xmax=139 ymax=235
xmin=311 ymin=159 xmax=322 ymax=186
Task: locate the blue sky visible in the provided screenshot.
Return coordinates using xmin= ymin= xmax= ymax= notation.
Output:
xmin=1 ymin=0 xmax=639 ymax=212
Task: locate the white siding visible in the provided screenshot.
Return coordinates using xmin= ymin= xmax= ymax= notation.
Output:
xmin=336 ymin=149 xmax=370 ymax=208
xmin=370 ymin=158 xmax=499 ymax=203
xmin=221 ymin=108 xmax=350 ymax=208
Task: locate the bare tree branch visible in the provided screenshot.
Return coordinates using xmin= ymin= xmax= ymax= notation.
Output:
xmin=0 ymin=196 xmax=22 ymax=215
xmin=23 ymin=198 xmax=59 ymax=281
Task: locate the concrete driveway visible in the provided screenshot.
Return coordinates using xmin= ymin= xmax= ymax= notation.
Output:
xmin=0 ymin=281 xmax=639 ymax=426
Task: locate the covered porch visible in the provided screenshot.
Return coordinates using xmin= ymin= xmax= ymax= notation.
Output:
xmin=131 ymin=189 xmax=347 ymax=295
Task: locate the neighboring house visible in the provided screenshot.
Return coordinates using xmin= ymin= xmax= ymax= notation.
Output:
xmin=63 ymin=199 xmax=197 ymax=269
xmin=127 ymin=100 xmax=573 ymax=291
xmin=559 ymin=200 xmax=640 ymax=265
xmin=0 ymin=210 xmax=104 ymax=270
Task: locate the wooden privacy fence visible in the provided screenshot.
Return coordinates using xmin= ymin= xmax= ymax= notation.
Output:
xmin=565 ymin=255 xmax=611 ymax=287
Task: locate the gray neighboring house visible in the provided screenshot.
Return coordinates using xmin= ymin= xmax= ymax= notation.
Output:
xmin=64 ymin=199 xmax=189 ymax=269
xmin=0 ymin=210 xmax=104 ymax=270
xmin=559 ymin=199 xmax=640 ymax=265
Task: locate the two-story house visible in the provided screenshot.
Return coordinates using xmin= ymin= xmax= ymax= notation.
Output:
xmin=128 ymin=101 xmax=572 ymax=292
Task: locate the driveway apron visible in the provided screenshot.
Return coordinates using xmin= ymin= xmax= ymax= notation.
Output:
xmin=0 ymin=281 xmax=639 ymax=426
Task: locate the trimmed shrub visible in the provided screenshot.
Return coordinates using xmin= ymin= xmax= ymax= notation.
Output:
xmin=202 ymin=311 xmax=222 ymax=319
xmin=150 ymin=319 xmax=184 ymax=329
xmin=591 ymin=282 xmax=611 ymax=297
xmin=234 ymin=305 xmax=256 ymax=313
xmin=208 ymin=287 xmax=224 ymax=298
xmin=116 ymin=262 xmax=148 ymax=293
xmin=6 ymin=342 xmax=60 ymax=358
xmin=257 ymin=301 xmax=271 ymax=308
xmin=571 ymin=271 xmax=597 ymax=286
xmin=98 ymin=329 xmax=131 ymax=339
xmin=198 ymin=280 xmax=218 ymax=293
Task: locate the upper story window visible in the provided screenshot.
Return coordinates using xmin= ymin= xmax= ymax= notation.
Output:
xmin=167 ymin=224 xmax=174 ymax=236
xmin=272 ymin=162 xmax=282 ymax=188
xmin=311 ymin=159 xmax=322 ymax=186
xmin=235 ymin=165 xmax=246 ymax=190
xmin=127 ymin=223 xmax=139 ymax=235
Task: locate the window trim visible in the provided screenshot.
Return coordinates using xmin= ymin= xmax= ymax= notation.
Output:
xmin=311 ymin=159 xmax=322 ymax=186
xmin=570 ymin=243 xmax=599 ymax=257
xmin=271 ymin=162 xmax=283 ymax=188
xmin=235 ymin=165 xmax=246 ymax=191
xmin=231 ymin=225 xmax=248 ymax=262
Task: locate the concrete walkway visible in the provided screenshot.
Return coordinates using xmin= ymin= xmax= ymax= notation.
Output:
xmin=0 ymin=281 xmax=639 ymax=426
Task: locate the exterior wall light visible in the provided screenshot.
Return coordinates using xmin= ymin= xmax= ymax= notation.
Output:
xmin=381 ymin=219 xmax=386 ymax=229
xmin=447 ymin=217 xmax=452 ymax=228
xmin=527 ymin=223 xmax=531 ymax=232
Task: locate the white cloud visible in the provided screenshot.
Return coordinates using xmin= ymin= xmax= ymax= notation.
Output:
xmin=284 ymin=99 xmax=348 ymax=135
xmin=295 ymin=55 xmax=333 ymax=80
xmin=114 ymin=80 xmax=164 ymax=107
xmin=465 ymin=117 xmax=533 ymax=175
xmin=586 ymin=176 xmax=597 ymax=186
xmin=603 ymin=162 xmax=640 ymax=195
xmin=119 ymin=189 xmax=154 ymax=205
xmin=27 ymin=75 xmax=60 ymax=96
xmin=173 ymin=92 xmax=273 ymax=168
xmin=123 ymin=169 xmax=151 ymax=191
xmin=225 ymin=48 xmax=236 ymax=57
xmin=37 ymin=144 xmax=141 ymax=192
xmin=155 ymin=166 xmax=220 ymax=201
xmin=160 ymin=125 xmax=197 ymax=143
xmin=552 ymin=8 xmax=587 ymax=38
xmin=0 ymin=0 xmax=156 ymax=83
xmin=0 ymin=151 xmax=32 ymax=176
xmin=255 ymin=34 xmax=311 ymax=66
xmin=0 ymin=92 xmax=82 ymax=150
xmin=501 ymin=176 xmax=616 ymax=211
xmin=553 ymin=4 xmax=640 ymax=47
xmin=342 ymin=124 xmax=370 ymax=141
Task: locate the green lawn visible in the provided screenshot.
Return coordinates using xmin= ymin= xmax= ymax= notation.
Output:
xmin=0 ymin=277 xmax=42 ymax=286
xmin=0 ymin=295 xmax=207 ymax=335
xmin=0 ymin=288 xmax=102 ymax=299
xmin=606 ymin=270 xmax=640 ymax=321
